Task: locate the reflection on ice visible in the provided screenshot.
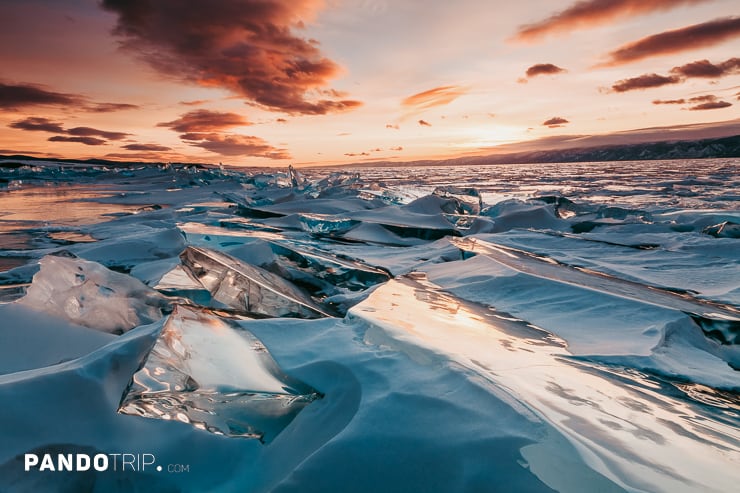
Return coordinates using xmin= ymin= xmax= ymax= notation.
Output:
xmin=352 ymin=276 xmax=740 ymax=493
xmin=180 ymin=246 xmax=331 ymax=318
xmin=119 ymin=305 xmax=321 ymax=442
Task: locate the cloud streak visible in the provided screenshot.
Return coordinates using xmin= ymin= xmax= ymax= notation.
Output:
xmin=601 ymin=17 xmax=740 ymax=66
xmin=101 ymin=0 xmax=361 ymax=115
xmin=122 ymin=143 xmax=173 ymax=151
xmin=157 ymin=110 xmax=250 ymax=133
xmin=48 ymin=136 xmax=107 ymax=146
xmin=612 ymin=73 xmax=681 ymax=92
xmin=403 ymin=86 xmax=467 ymax=111
xmin=0 ymin=81 xmax=138 ymax=112
xmin=611 ymin=57 xmax=740 ymax=92
xmin=180 ymin=132 xmax=290 ymax=158
xmin=8 ymin=117 xmax=130 ymax=143
xmin=513 ymin=0 xmax=709 ymax=42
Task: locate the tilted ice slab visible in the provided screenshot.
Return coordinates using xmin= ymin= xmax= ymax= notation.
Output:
xmin=17 ymin=254 xmax=170 ymax=333
xmin=350 ymin=276 xmax=740 ymax=493
xmin=179 ymin=246 xmax=331 ymax=318
xmin=119 ymin=305 xmax=321 ymax=442
xmin=452 ymin=237 xmax=740 ymax=345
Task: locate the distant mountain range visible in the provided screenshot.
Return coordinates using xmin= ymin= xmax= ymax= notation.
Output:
xmin=1 ymin=133 xmax=739 ymax=170
xmin=335 ymin=134 xmax=739 ymax=169
xmin=435 ymin=134 xmax=740 ymax=166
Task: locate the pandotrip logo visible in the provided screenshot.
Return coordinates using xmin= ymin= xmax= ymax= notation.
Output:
xmin=24 ymin=453 xmax=190 ymax=474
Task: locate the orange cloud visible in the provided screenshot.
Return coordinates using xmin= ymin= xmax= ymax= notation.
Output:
xmin=601 ymin=17 xmax=740 ymax=66
xmin=512 ymin=0 xmax=708 ymax=42
xmin=402 ymin=86 xmax=467 ymax=110
xmin=525 ymin=63 xmax=566 ymax=78
xmin=418 ymin=120 xmax=432 ymax=127
xmin=101 ymin=0 xmax=361 ymax=115
xmin=158 ymin=110 xmax=250 ymax=133
xmin=179 ymin=132 xmax=290 ymax=159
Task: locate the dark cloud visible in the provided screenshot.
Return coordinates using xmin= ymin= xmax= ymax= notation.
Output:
xmin=66 ymin=127 xmax=129 ymax=140
xmin=9 ymin=117 xmax=65 ymax=133
xmin=602 ymin=17 xmax=740 ymax=66
xmin=179 ymin=132 xmax=289 ymax=158
xmin=418 ymin=120 xmax=432 ymax=127
xmin=101 ymin=0 xmax=361 ymax=115
xmin=525 ymin=63 xmax=566 ymax=77
xmin=652 ymin=99 xmax=686 ymax=105
xmin=386 ymin=124 xmax=399 ymax=130
xmin=48 ymin=136 xmax=107 ymax=146
xmin=122 ymin=143 xmax=173 ymax=151
xmin=689 ymin=101 xmax=732 ymax=110
xmin=688 ymin=95 xmax=718 ymax=103
xmin=611 ymin=74 xmax=681 ymax=92
xmin=344 ymin=152 xmax=370 ymax=157
xmin=402 ymin=86 xmax=467 ymax=110
xmin=0 ymin=81 xmax=139 ymax=113
xmin=614 ymin=58 xmax=740 ymax=94
xmin=88 ymin=102 xmax=140 ymax=113
xmin=513 ymin=0 xmax=708 ymax=42
xmin=158 ymin=109 xmax=250 ymax=133
xmin=390 ymin=146 xmax=403 ymax=151
xmin=651 ymin=95 xmax=733 ymax=109
xmin=670 ymin=58 xmax=740 ymax=78
xmin=9 ymin=117 xmax=129 ymax=143
xmin=276 ymin=118 xmax=288 ymax=123
xmin=543 ymin=117 xmax=569 ymax=127
xmin=0 ymin=82 xmax=84 ymax=110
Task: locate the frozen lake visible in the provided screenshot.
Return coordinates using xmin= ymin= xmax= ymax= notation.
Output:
xmin=0 ymin=158 xmax=738 ymax=492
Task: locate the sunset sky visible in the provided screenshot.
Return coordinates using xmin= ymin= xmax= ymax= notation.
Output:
xmin=1 ymin=0 xmax=739 ymax=166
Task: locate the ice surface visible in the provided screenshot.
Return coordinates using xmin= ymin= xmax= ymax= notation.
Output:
xmin=2 ymin=159 xmax=739 ymax=492
xmin=119 ymin=305 xmax=321 ymax=442
xmin=179 ymin=246 xmax=331 ymax=318
xmin=350 ymin=275 xmax=740 ymax=493
xmin=18 ymin=254 xmax=170 ymax=333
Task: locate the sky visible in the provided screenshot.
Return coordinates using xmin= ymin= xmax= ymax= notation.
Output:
xmin=0 ymin=0 xmax=739 ymax=167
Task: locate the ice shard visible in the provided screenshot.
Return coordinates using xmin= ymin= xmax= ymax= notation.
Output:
xmin=267 ymin=241 xmax=390 ymax=292
xmin=452 ymin=237 xmax=740 ymax=343
xmin=179 ymin=246 xmax=331 ymax=318
xmin=119 ymin=305 xmax=321 ymax=442
xmin=432 ymin=186 xmax=483 ymax=215
xmin=18 ymin=254 xmax=170 ymax=333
